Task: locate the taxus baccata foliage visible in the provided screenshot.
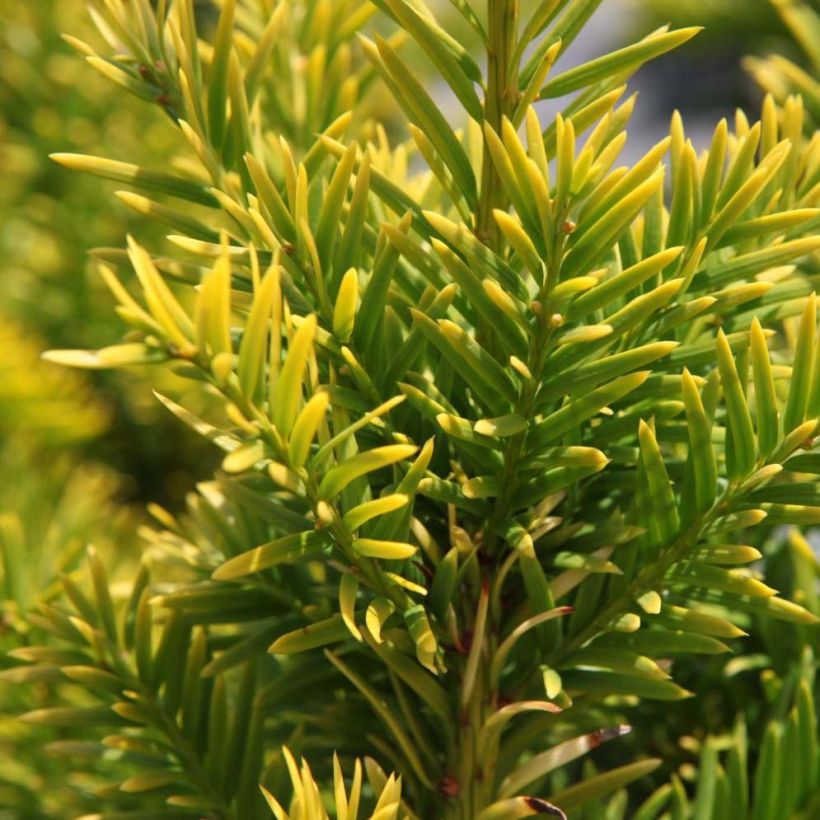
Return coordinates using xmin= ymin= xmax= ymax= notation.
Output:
xmin=8 ymin=0 xmax=820 ymax=817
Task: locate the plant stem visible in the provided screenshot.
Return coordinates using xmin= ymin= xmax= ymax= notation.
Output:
xmin=547 ymin=488 xmax=741 ymax=667
xmin=446 ymin=574 xmax=495 ymax=819
xmin=476 ymin=0 xmax=518 ymax=246
xmin=442 ymin=5 xmax=524 ymax=816
xmin=483 ymin=211 xmax=567 ymax=559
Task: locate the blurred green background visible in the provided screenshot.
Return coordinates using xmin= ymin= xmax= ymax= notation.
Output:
xmin=0 ymin=0 xmax=219 ymax=512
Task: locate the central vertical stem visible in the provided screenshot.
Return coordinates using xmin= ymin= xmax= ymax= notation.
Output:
xmin=475 ymin=0 xmax=519 ymax=247
xmin=446 ymin=575 xmax=497 ymax=820
xmin=442 ymin=5 xmax=521 ymax=818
